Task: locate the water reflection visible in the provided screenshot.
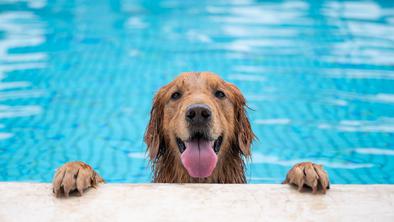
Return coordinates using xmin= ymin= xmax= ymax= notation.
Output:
xmin=322 ymin=1 xmax=394 ymax=66
xmin=0 ymin=10 xmax=46 ymax=136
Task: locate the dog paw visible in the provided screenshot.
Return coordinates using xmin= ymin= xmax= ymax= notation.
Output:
xmin=52 ymin=161 xmax=104 ymax=197
xmin=282 ymin=162 xmax=330 ymax=194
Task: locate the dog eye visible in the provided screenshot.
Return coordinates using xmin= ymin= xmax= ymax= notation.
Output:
xmin=171 ymin=92 xmax=182 ymax=100
xmin=214 ymin=90 xmax=225 ymax=99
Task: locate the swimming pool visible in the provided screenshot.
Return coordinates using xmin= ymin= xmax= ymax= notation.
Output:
xmin=0 ymin=0 xmax=393 ymax=184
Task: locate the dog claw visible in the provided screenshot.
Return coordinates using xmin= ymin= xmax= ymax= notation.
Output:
xmin=284 ymin=162 xmax=330 ymax=194
xmin=52 ymin=161 xmax=104 ymax=198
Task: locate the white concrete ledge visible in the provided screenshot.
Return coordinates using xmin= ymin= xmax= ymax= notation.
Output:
xmin=0 ymin=183 xmax=393 ymax=222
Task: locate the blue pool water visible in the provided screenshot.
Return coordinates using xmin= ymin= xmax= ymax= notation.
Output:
xmin=0 ymin=0 xmax=393 ymax=184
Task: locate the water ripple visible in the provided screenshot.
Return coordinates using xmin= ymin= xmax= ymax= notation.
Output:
xmin=252 ymin=153 xmax=374 ymax=169
xmin=0 ymin=0 xmax=393 ymax=184
xmin=319 ymin=118 xmax=394 ymax=133
xmin=355 ymin=148 xmax=394 ymax=156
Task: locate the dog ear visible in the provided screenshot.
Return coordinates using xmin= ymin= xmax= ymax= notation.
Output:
xmin=144 ymin=86 xmax=167 ymax=160
xmin=227 ymin=83 xmax=255 ymax=157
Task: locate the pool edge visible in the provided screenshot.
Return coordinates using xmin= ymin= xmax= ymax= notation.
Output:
xmin=1 ymin=182 xmax=393 ymax=222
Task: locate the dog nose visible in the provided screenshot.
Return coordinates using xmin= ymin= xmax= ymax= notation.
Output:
xmin=186 ymin=104 xmax=211 ymax=125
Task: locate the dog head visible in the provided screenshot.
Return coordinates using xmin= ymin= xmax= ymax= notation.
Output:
xmin=145 ymin=72 xmax=254 ymax=179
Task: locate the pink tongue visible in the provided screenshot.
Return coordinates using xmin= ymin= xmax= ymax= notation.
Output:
xmin=181 ymin=140 xmax=217 ymax=178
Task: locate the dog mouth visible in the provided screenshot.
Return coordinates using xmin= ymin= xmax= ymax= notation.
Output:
xmin=176 ymin=133 xmax=223 ymax=178
xmin=176 ymin=133 xmax=223 ymax=154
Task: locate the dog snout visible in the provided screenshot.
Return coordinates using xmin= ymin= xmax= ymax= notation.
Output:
xmin=185 ymin=104 xmax=211 ymax=125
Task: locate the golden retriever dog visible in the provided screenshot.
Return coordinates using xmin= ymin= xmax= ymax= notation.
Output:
xmin=52 ymin=72 xmax=329 ymax=197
